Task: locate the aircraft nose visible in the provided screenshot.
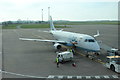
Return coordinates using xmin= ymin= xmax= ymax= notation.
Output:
xmin=90 ymin=43 xmax=100 ymax=52
xmin=95 ymin=44 xmax=100 ymax=51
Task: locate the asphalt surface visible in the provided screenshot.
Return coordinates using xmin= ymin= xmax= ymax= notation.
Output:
xmin=2 ymin=24 xmax=119 ymax=79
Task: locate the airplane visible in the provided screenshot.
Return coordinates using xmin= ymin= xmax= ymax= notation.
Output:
xmin=19 ymin=16 xmax=100 ymax=52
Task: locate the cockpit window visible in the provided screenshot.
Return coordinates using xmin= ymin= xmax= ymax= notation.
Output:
xmin=88 ymin=39 xmax=95 ymax=42
xmin=85 ymin=39 xmax=95 ymax=42
xmin=85 ymin=39 xmax=88 ymax=42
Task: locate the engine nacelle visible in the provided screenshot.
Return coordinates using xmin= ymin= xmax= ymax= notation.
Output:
xmin=53 ymin=43 xmax=62 ymax=49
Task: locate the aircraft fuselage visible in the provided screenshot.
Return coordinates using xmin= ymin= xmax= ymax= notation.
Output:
xmin=51 ymin=30 xmax=100 ymax=52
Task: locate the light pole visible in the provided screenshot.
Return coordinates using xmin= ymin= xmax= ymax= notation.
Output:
xmin=41 ymin=9 xmax=43 ymax=22
xmin=48 ymin=7 xmax=50 ymax=21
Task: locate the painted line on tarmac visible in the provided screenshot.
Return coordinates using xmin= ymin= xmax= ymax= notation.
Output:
xmin=31 ymin=33 xmax=48 ymax=40
xmin=16 ymin=25 xmax=21 ymax=29
xmin=48 ymin=75 xmax=119 ymax=79
xmin=112 ymin=75 xmax=119 ymax=78
xmin=0 ymin=70 xmax=118 ymax=79
xmin=77 ymin=76 xmax=82 ymax=79
xmin=13 ymin=30 xmax=23 ymax=38
xmin=32 ymin=34 xmax=45 ymax=39
xmin=78 ymin=52 xmax=105 ymax=64
xmin=14 ymin=29 xmax=48 ymax=40
xmin=0 ymin=70 xmax=46 ymax=78
xmin=48 ymin=75 xmax=54 ymax=79
xmin=104 ymin=75 xmax=110 ymax=78
xmin=58 ymin=75 xmax=64 ymax=79
xmin=95 ymin=59 xmax=105 ymax=64
xmin=95 ymin=76 xmax=100 ymax=79
xmin=67 ymin=76 xmax=72 ymax=79
xmin=86 ymin=76 xmax=91 ymax=79
xmin=78 ymin=52 xmax=86 ymax=57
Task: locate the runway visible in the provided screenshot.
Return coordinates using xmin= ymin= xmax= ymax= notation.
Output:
xmin=2 ymin=24 xmax=119 ymax=79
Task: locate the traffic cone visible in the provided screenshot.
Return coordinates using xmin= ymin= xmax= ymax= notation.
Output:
xmin=72 ymin=63 xmax=76 ymax=67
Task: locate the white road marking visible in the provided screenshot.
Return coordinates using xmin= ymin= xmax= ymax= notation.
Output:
xmin=77 ymin=76 xmax=82 ymax=79
xmin=58 ymin=76 xmax=63 ymax=79
xmin=0 ymin=70 xmax=46 ymax=78
xmin=0 ymin=70 xmax=118 ymax=79
xmin=13 ymin=30 xmax=23 ymax=37
xmin=67 ymin=76 xmax=72 ymax=79
xmin=86 ymin=76 xmax=91 ymax=79
xmin=32 ymin=32 xmax=48 ymax=39
xmin=95 ymin=76 xmax=100 ymax=79
xmin=104 ymin=75 xmax=110 ymax=78
xmin=112 ymin=75 xmax=118 ymax=78
xmin=48 ymin=75 xmax=54 ymax=78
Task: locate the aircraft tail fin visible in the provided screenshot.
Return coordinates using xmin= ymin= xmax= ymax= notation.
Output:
xmin=49 ymin=16 xmax=56 ymax=31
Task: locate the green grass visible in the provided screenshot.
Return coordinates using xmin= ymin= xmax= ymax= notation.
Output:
xmin=21 ymin=24 xmax=49 ymax=28
xmin=55 ymin=21 xmax=118 ymax=25
xmin=2 ymin=23 xmax=67 ymax=29
xmin=2 ymin=24 xmax=19 ymax=29
xmin=2 ymin=21 xmax=118 ymax=29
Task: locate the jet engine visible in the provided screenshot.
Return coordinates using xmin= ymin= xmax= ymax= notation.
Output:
xmin=53 ymin=43 xmax=62 ymax=49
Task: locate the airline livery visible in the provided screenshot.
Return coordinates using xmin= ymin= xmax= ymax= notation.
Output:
xmin=19 ymin=16 xmax=100 ymax=52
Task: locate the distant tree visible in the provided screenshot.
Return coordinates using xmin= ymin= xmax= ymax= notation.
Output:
xmin=7 ymin=21 xmax=13 ymax=24
xmin=2 ymin=22 xmax=8 ymax=26
xmin=38 ymin=21 xmax=42 ymax=24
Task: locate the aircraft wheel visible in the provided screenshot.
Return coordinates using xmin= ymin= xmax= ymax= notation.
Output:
xmin=86 ymin=54 xmax=89 ymax=57
xmin=110 ymin=65 xmax=115 ymax=72
xmin=95 ymin=52 xmax=100 ymax=56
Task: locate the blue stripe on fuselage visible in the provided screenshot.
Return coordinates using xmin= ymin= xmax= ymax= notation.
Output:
xmin=76 ymin=46 xmax=99 ymax=52
xmin=63 ymin=43 xmax=99 ymax=52
xmin=64 ymin=43 xmax=74 ymax=46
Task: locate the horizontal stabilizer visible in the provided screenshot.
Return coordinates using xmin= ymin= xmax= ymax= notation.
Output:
xmin=93 ymin=30 xmax=100 ymax=37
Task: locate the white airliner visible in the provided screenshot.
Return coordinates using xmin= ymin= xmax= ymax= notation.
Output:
xmin=19 ymin=16 xmax=100 ymax=52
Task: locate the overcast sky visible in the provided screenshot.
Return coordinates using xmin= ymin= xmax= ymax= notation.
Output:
xmin=0 ymin=0 xmax=119 ymax=22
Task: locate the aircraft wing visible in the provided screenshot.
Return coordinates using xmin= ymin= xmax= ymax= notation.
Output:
xmin=19 ymin=38 xmax=66 ymax=43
